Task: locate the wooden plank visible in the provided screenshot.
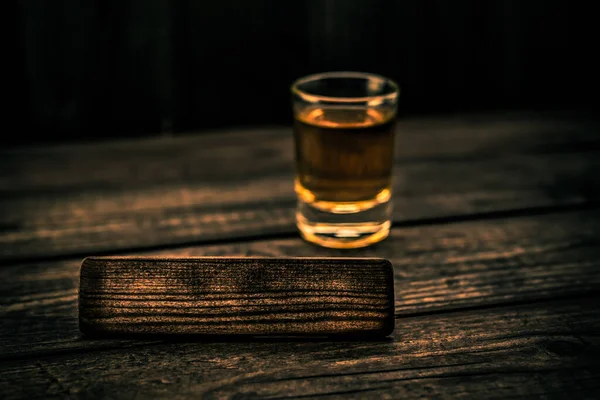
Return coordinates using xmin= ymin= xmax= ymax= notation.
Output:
xmin=1 ymin=113 xmax=599 ymax=261
xmin=2 ymin=209 xmax=599 ymax=359
xmin=1 ymin=152 xmax=598 ymax=261
xmin=2 ymin=112 xmax=596 ymax=191
xmin=78 ymin=257 xmax=395 ymax=337
xmin=1 ymin=295 xmax=599 ymax=399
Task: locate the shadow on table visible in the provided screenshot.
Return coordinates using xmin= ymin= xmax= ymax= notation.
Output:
xmin=78 ymin=333 xmax=394 ymax=344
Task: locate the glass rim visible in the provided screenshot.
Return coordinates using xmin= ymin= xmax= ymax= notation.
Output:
xmin=291 ymin=71 xmax=400 ymax=104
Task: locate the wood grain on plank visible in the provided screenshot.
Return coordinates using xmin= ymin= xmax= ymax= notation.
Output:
xmin=78 ymin=257 xmax=395 ymax=337
xmin=2 ymin=209 xmax=599 ymax=358
xmin=1 ymin=147 xmax=599 ymax=261
xmin=2 ymin=296 xmax=599 ymax=399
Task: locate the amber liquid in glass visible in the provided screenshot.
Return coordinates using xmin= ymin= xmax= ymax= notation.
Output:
xmin=293 ymin=106 xmax=396 ymax=214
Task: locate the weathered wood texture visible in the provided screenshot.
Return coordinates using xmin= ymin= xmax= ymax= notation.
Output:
xmin=2 ymin=209 xmax=599 ymax=359
xmin=79 ymin=257 xmax=394 ymax=337
xmin=1 ymin=112 xmax=599 ymax=261
xmin=1 ymin=113 xmax=600 ymax=398
xmin=2 ymin=295 xmax=599 ymax=399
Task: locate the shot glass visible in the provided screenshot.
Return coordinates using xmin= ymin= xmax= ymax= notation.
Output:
xmin=291 ymin=71 xmax=399 ymax=249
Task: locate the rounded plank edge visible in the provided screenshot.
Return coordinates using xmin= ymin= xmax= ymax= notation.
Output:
xmin=78 ymin=256 xmax=395 ymax=338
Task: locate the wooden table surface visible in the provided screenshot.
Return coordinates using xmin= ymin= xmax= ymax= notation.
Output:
xmin=2 ymin=110 xmax=600 ymax=399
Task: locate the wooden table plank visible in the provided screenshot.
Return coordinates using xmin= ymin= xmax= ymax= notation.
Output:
xmin=1 ymin=114 xmax=599 ymax=261
xmin=2 ymin=208 xmax=599 ymax=359
xmin=1 ymin=295 xmax=599 ymax=399
xmin=2 ymin=111 xmax=596 ymax=192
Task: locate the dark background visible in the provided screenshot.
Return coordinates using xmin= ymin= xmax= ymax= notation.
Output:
xmin=8 ymin=0 xmax=598 ymax=147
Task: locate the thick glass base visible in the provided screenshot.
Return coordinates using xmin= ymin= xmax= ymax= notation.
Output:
xmin=296 ymin=197 xmax=392 ymax=249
